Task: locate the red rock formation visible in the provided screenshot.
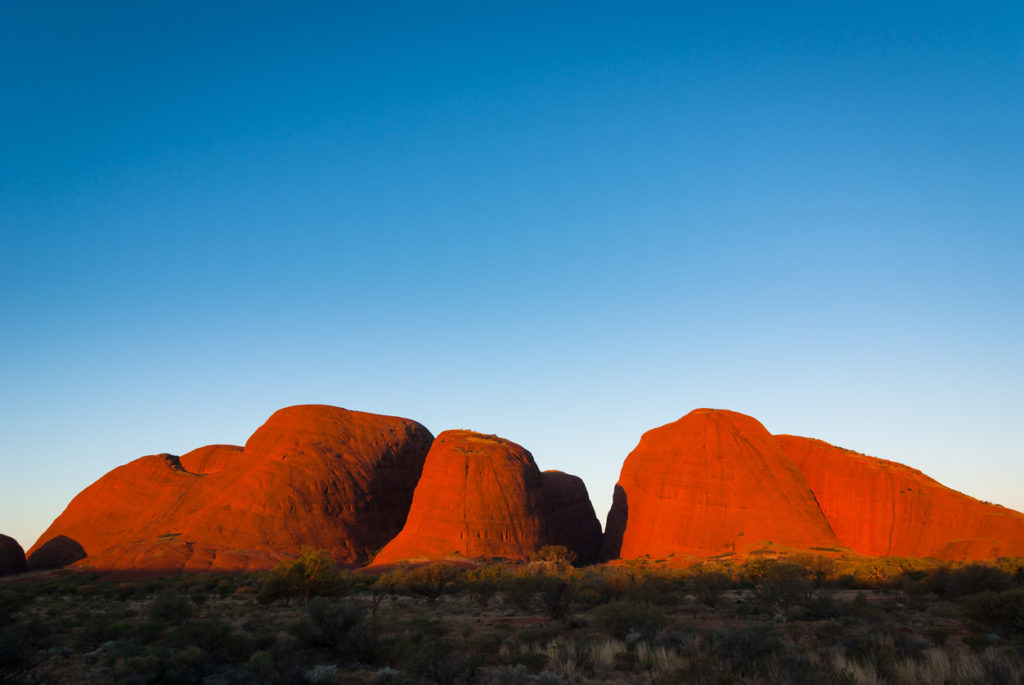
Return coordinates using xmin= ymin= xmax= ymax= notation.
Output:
xmin=26 ymin=535 xmax=86 ymax=571
xmin=0 ymin=534 xmax=26 ymax=576
xmin=178 ymin=444 xmax=244 ymax=474
xmin=373 ymin=431 xmax=601 ymax=564
xmin=602 ymin=409 xmax=838 ymax=560
xmin=29 ymin=405 xmax=433 ymax=572
xmin=777 ymin=435 xmax=1024 ymax=561
xmin=541 ymin=470 xmax=603 ymax=563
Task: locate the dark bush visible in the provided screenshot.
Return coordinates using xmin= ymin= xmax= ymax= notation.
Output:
xmin=538 ymin=575 xmax=578 ymax=621
xmin=405 ymin=562 xmax=461 ymax=604
xmin=296 ymin=597 xmax=377 ymax=664
xmin=710 ymin=624 xmax=783 ymax=672
xmin=962 ymin=588 xmax=1024 ymax=636
xmin=149 ymin=590 xmax=194 ymax=623
xmin=592 ymin=600 xmax=666 ymax=641
xmin=743 ymin=559 xmax=813 ymax=613
xmin=691 ymin=570 xmax=731 ymax=607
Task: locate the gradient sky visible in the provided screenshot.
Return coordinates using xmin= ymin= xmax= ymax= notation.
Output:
xmin=2 ymin=2 xmax=1022 ymax=551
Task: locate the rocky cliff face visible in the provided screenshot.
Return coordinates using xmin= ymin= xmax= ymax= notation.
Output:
xmin=0 ymin=534 xmax=26 ymax=576
xmin=602 ymin=409 xmax=839 ymax=560
xmin=777 ymin=434 xmax=1024 ymax=561
xmin=28 ymin=405 xmax=434 ymax=571
xmin=373 ymin=430 xmax=602 ymax=564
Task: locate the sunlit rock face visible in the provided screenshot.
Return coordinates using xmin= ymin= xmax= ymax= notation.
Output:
xmin=373 ymin=430 xmax=603 ymax=564
xmin=0 ymin=534 xmax=27 ymax=575
xmin=28 ymin=405 xmax=433 ymax=572
xmin=602 ymin=409 xmax=839 ymax=560
xmin=776 ymin=435 xmax=1024 ymax=561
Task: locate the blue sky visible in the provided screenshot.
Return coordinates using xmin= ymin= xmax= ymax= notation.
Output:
xmin=2 ymin=2 xmax=1022 ymax=551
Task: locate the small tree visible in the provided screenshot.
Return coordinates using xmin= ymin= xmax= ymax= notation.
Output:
xmin=370 ymin=565 xmax=406 ymax=624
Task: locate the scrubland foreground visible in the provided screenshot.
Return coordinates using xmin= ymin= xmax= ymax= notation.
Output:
xmin=3 ymin=548 xmax=1024 ymax=685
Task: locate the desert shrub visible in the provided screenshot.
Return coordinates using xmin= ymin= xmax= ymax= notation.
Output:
xmin=592 ymin=600 xmax=666 ymax=641
xmin=295 ymin=597 xmax=376 ymax=664
xmin=502 ymin=574 xmax=539 ymax=614
xmin=743 ymin=559 xmax=813 ymax=613
xmin=259 ymin=548 xmax=340 ymax=606
xmin=962 ymin=588 xmax=1024 ymax=636
xmin=531 ymin=545 xmax=578 ymax=567
xmin=691 ymin=570 xmax=732 ymax=607
xmin=0 ymin=616 xmax=48 ymax=675
xmin=167 ymin=618 xmax=247 ymax=660
xmin=537 ymin=570 xmax=582 ymax=622
xmin=463 ymin=564 xmax=507 ymax=608
xmin=947 ymin=564 xmax=1013 ymax=597
xmin=838 ymin=591 xmax=887 ymax=622
xmin=788 ymin=553 xmax=839 ymax=588
xmin=625 ymin=570 xmax=679 ymax=605
xmin=394 ymin=619 xmax=481 ymax=684
xmin=405 ymin=562 xmax=461 ymax=604
xmin=573 ymin=569 xmax=614 ymax=608
xmin=0 ymin=588 xmax=27 ymax=628
xmin=369 ymin=566 xmax=406 ymax=621
xmin=710 ymin=624 xmax=783 ymax=672
xmin=149 ymin=589 xmax=194 ymax=623
xmin=496 ymin=651 xmax=550 ymax=672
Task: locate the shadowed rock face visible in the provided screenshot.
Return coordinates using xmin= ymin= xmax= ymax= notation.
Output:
xmin=28 ymin=405 xmax=434 ymax=572
xmin=541 ymin=470 xmax=603 ymax=563
xmin=602 ymin=409 xmax=838 ymax=560
xmin=26 ymin=535 xmax=85 ymax=571
xmin=777 ymin=435 xmax=1024 ymax=561
xmin=373 ymin=430 xmax=602 ymax=564
xmin=0 ymin=534 xmax=26 ymax=575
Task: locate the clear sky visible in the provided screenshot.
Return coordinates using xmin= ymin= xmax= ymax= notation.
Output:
xmin=1 ymin=2 xmax=1022 ymax=551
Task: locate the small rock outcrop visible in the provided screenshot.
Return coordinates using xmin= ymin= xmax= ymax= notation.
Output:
xmin=0 ymin=534 xmax=27 ymax=575
xmin=373 ymin=430 xmax=601 ymax=564
xmin=777 ymin=434 xmax=1024 ymax=561
xmin=602 ymin=409 xmax=838 ymax=560
xmin=26 ymin=535 xmax=86 ymax=571
xmin=28 ymin=405 xmax=434 ymax=571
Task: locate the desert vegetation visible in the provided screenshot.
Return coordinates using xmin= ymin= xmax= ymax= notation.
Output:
xmin=3 ymin=549 xmax=1024 ymax=684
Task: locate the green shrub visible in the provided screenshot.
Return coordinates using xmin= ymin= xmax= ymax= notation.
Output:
xmin=962 ymin=588 xmax=1024 ymax=636
xmin=592 ymin=600 xmax=666 ymax=641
